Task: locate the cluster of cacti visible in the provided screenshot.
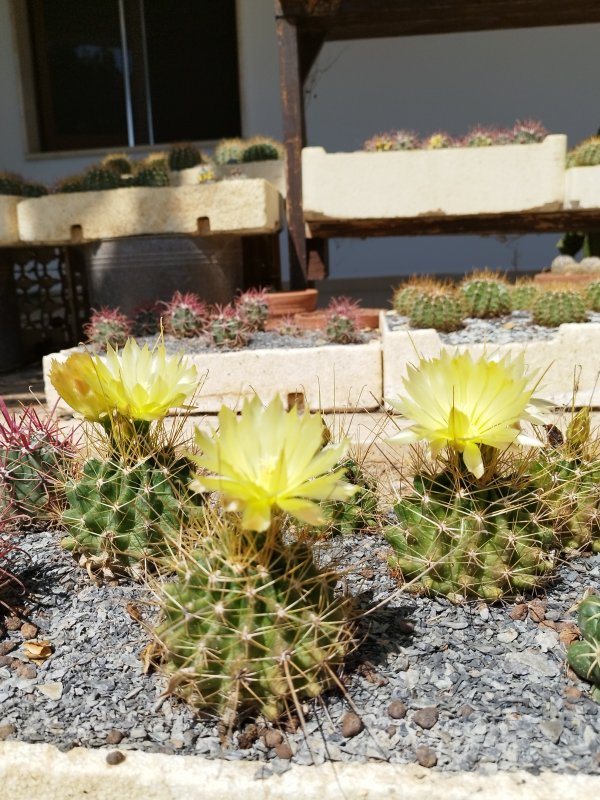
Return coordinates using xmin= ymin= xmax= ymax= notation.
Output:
xmin=235 ymin=288 xmax=270 ymax=332
xmin=567 ymin=137 xmax=600 ymax=168
xmin=363 ymin=120 xmax=547 ymax=151
xmin=213 ymin=137 xmax=284 ymax=165
xmin=62 ymin=452 xmax=199 ymax=570
xmin=56 ymin=166 xmax=123 ymax=194
xmin=385 ymin=468 xmax=556 ymax=602
xmin=83 ymin=307 xmax=132 ymax=350
xmin=567 ymin=595 xmax=600 ymax=702
xmin=208 ymin=305 xmax=249 ymax=348
xmin=509 ymin=279 xmax=540 ymax=311
xmin=156 ymin=531 xmax=350 ymax=720
xmin=162 ymin=291 xmax=209 ymax=338
xmin=531 ymin=289 xmax=587 ymax=326
xmin=0 ymin=400 xmax=77 ymax=522
xmin=168 ymin=143 xmax=203 ymax=171
xmin=585 ymin=281 xmax=600 ymax=312
xmin=322 ymin=457 xmax=378 ymax=535
xmin=0 ymin=171 xmax=48 ymax=197
xmin=324 ymin=297 xmax=361 ymax=344
xmin=460 ymin=272 xmax=511 ymax=318
xmin=409 ymin=286 xmax=465 ymax=332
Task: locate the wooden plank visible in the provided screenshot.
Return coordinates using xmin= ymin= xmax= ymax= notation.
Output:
xmin=306 ymin=209 xmax=600 ymax=238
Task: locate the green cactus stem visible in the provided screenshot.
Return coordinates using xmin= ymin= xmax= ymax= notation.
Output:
xmin=531 ymin=290 xmax=587 ymax=327
xmin=567 ymin=595 xmax=600 ymax=702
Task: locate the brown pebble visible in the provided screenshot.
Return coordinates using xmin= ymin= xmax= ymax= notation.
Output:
xmin=527 ymin=599 xmax=547 ymax=623
xmin=564 ymin=686 xmax=582 ymax=702
xmin=341 ymin=712 xmax=364 ymax=738
xmin=0 ymin=642 xmax=17 ymax=657
xmin=15 ymin=662 xmax=36 ymax=679
xmin=415 ymin=745 xmax=438 ymax=768
xmin=5 ymin=616 xmax=21 ymax=632
xmin=413 ymin=707 xmax=439 ymax=730
xmin=274 ymin=742 xmax=293 ymax=760
xmin=387 ymin=700 xmax=407 ymax=720
xmin=237 ymin=723 xmax=259 ymax=749
xmin=263 ymin=729 xmax=283 ymax=748
xmin=0 ymin=724 xmax=15 ymax=740
xmin=0 ymin=655 xmax=15 ymax=668
xmin=386 ymin=726 xmax=397 ymax=736
xmin=459 ymin=704 xmax=475 ymax=718
xmin=20 ymin=622 xmax=38 ymax=640
xmin=397 ymin=619 xmax=415 ymax=634
xmin=105 ymin=729 xmax=124 ymax=745
xmin=509 ymin=604 xmax=528 ymax=621
xmin=106 ymin=751 xmax=126 ymax=766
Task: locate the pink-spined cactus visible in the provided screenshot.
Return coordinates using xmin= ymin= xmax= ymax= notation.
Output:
xmin=83 ymin=307 xmax=131 ymax=350
xmin=511 ymin=119 xmax=548 ymax=144
xmin=208 ymin=305 xmax=250 ymax=349
xmin=235 ymin=288 xmax=270 ymax=332
xmin=162 ymin=291 xmax=209 ymax=338
xmin=324 ymin=297 xmax=362 ymax=344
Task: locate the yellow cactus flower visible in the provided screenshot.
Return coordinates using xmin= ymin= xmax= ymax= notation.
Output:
xmin=191 ymin=395 xmax=357 ymax=532
xmin=49 ymin=352 xmax=112 ymax=422
xmin=49 ymin=339 xmax=197 ymax=423
xmin=101 ymin=339 xmax=198 ymax=421
xmin=387 ymin=350 xmax=546 ymax=478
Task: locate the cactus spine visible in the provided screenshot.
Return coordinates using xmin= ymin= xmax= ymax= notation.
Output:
xmin=531 ymin=290 xmax=587 ymax=326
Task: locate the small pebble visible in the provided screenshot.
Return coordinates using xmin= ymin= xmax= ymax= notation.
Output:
xmin=397 ymin=619 xmax=415 ymax=635
xmin=106 ymin=751 xmax=126 ymax=766
xmin=564 ymin=686 xmax=582 ymax=702
xmin=263 ymin=729 xmax=283 ymax=748
xmin=387 ymin=700 xmax=407 ymax=720
xmin=0 ymin=655 xmax=15 ymax=668
xmin=20 ymin=623 xmax=38 ymax=640
xmin=5 ymin=616 xmax=21 ymax=632
xmin=37 ymin=683 xmax=63 ymax=700
xmin=509 ymin=604 xmax=528 ymax=621
xmin=459 ymin=704 xmax=475 ymax=718
xmin=415 ymin=745 xmax=438 ymax=768
xmin=413 ymin=707 xmax=439 ymax=730
xmin=15 ymin=662 xmax=36 ymax=680
xmin=0 ymin=724 xmax=15 ymax=740
xmin=105 ymin=729 xmax=124 ymax=745
xmin=274 ymin=742 xmax=293 ymax=760
xmin=341 ymin=712 xmax=364 ymax=738
xmin=0 ymin=642 xmax=17 ymax=656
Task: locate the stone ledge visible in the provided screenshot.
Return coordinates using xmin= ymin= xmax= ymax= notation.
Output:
xmin=0 ymin=195 xmax=20 ymax=244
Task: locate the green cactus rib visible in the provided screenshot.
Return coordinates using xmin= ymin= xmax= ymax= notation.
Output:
xmin=322 ymin=458 xmax=379 ymax=535
xmin=168 ymin=144 xmax=202 ymax=171
xmin=409 ymin=289 xmax=465 ymax=332
xmin=509 ymin=283 xmax=539 ymax=312
xmin=155 ymin=540 xmax=351 ymax=721
xmin=567 ymin=595 xmax=600 ymax=696
xmin=62 ymin=455 xmax=201 ymax=568
xmin=460 ymin=279 xmax=511 ymax=318
xmin=385 ymin=470 xmax=556 ymax=602
xmin=531 ymin=290 xmax=587 ymax=326
xmin=1 ymin=440 xmax=68 ymax=520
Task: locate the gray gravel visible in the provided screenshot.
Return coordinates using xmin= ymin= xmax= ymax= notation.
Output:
xmin=386 ymin=311 xmax=600 ymax=345
xmin=1 ymin=528 xmax=600 ymax=774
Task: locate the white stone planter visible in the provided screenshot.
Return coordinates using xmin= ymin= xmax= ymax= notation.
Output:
xmin=172 ymin=161 xmax=286 ymax=196
xmin=43 ymin=340 xmax=382 ymax=415
xmin=564 ymin=165 xmax=600 ymax=209
xmin=302 ymin=136 xmax=567 ymax=220
xmin=380 ymin=312 xmax=600 ymax=408
xmin=17 ymin=180 xmax=281 ymax=244
xmin=0 ymin=195 xmax=21 ymax=244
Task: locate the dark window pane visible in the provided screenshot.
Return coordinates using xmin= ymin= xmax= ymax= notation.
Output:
xmin=144 ymin=0 xmax=241 ymax=143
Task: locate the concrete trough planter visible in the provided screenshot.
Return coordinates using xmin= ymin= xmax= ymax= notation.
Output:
xmin=380 ymin=312 xmax=600 ymax=408
xmin=17 ymin=179 xmax=281 ymax=244
xmin=564 ymin=165 xmax=600 ymax=209
xmin=0 ymin=195 xmax=21 ymax=244
xmin=43 ymin=339 xmax=383 ymax=414
xmin=171 ymin=161 xmax=286 ymax=196
xmin=302 ymin=136 xmax=566 ymax=220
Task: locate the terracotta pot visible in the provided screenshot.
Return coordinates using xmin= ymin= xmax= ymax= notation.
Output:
xmin=533 ymin=272 xmax=600 ymax=288
xmin=294 ymin=307 xmax=381 ymax=331
xmin=264 ymin=288 xmax=318 ymax=319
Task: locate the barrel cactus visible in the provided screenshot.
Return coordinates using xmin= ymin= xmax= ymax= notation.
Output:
xmin=163 ymin=291 xmax=209 ymax=338
xmin=510 ymin=279 xmax=540 ymax=311
xmin=208 ymin=305 xmax=249 ymax=349
xmin=460 ymin=273 xmax=511 ymax=318
xmin=531 ymin=290 xmax=587 ymax=326
xmin=242 ymin=137 xmax=283 ymax=162
xmin=385 ymin=469 xmax=556 ymax=602
xmin=325 ymin=297 xmax=361 ymax=344
xmin=213 ymin=138 xmax=245 ymax=165
xmin=168 ymin=143 xmax=203 ymax=171
xmin=585 ymin=281 xmax=600 ymax=312
xmin=154 ymin=533 xmax=351 ymax=721
xmin=322 ymin=457 xmax=379 ymax=535
xmin=392 ymin=277 xmax=439 ymax=316
xmin=409 ymin=287 xmax=465 ymax=332
xmin=567 ymin=595 xmax=600 ymax=702
xmin=133 ymin=164 xmax=170 ymax=187
xmin=84 ymin=307 xmax=131 ymax=351
xmin=235 ymin=288 xmax=270 ymax=332
xmin=511 ymin=119 xmax=547 ymax=144
xmin=567 ymin=137 xmax=600 ymax=168
xmin=102 ymin=153 xmax=132 ymax=175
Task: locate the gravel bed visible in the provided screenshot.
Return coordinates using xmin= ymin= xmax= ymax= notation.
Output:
xmin=386 ymin=311 xmax=600 ymax=346
xmin=1 ymin=529 xmax=599 ymax=775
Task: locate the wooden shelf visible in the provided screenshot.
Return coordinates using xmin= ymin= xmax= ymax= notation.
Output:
xmin=306 ymin=209 xmax=600 ymax=239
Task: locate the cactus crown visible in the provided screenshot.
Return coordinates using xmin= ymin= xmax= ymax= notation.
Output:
xmin=241 ymin=136 xmax=283 ymax=162
xmin=162 ymin=291 xmax=209 ymax=338
xmin=208 ymin=305 xmax=250 ymax=349
xmin=392 ymin=276 xmax=440 ymax=315
xmin=101 ymin=153 xmax=133 ymax=175
xmin=83 ymin=307 xmax=131 ymax=350
xmin=132 ymin=162 xmax=170 ymax=187
xmin=531 ymin=289 xmax=587 ymax=327
xmin=363 ymin=129 xmax=419 ymax=152
xmin=511 ymin=119 xmax=547 ymax=144
xmin=409 ymin=285 xmax=465 ymax=332
xmin=423 ymin=131 xmax=455 ymax=149
xmin=213 ymin=138 xmax=245 ymax=165
xmin=460 ymin=270 xmax=511 ymax=318
xmin=235 ymin=288 xmax=270 ymax=332
xmin=168 ymin=143 xmax=203 ymax=171
xmin=324 ymin=296 xmax=361 ymax=344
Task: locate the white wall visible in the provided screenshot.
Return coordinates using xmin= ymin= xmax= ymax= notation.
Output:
xmin=1 ymin=0 xmax=599 ymax=282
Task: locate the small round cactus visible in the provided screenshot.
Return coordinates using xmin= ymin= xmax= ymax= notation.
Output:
xmin=162 ymin=291 xmax=209 ymax=338
xmin=235 ymin=288 xmax=270 ymax=332
xmin=567 ymin=595 xmax=600 ymax=701
xmin=461 ymin=125 xmax=498 ymax=148
xmin=586 ymin=281 xmax=600 ymax=312
xmin=392 ymin=277 xmax=440 ymax=316
xmin=568 ymin=137 xmax=600 ymax=168
xmin=102 ymin=153 xmax=132 ymax=175
xmin=363 ymin=129 xmax=419 ymax=152
xmin=168 ymin=143 xmax=203 ymax=171
xmin=208 ymin=305 xmax=250 ymax=348
xmin=324 ymin=297 xmax=361 ymax=344
xmin=460 ymin=272 xmax=511 ymax=318
xmin=423 ymin=132 xmax=455 ymax=149
xmin=56 ymin=166 xmax=122 ymax=193
xmin=531 ymin=290 xmax=587 ymax=327
xmin=409 ymin=286 xmax=465 ymax=333
xmin=509 ymin=279 xmax=540 ymax=311
xmin=276 ymin=315 xmax=302 ymax=337
xmin=83 ymin=307 xmax=131 ymax=350
xmin=133 ymin=164 xmax=170 ymax=187
xmin=241 ymin=137 xmax=283 ymax=162
xmin=511 ymin=119 xmax=547 ymax=144
xmin=213 ymin=138 xmax=245 ymax=165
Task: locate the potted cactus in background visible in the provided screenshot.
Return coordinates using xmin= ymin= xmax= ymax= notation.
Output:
xmin=302 ymin=120 xmax=566 ymax=221
xmin=213 ymin=135 xmax=286 ymax=195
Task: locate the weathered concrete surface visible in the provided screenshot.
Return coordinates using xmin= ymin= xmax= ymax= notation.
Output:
xmin=564 ymin=165 xmax=600 ymax=209
xmin=1 ymin=741 xmax=598 ymax=800
xmin=0 ymin=195 xmax=20 ymax=243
